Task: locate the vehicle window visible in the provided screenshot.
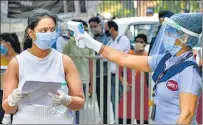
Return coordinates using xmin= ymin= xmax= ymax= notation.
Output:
xmin=126 ymin=24 xmax=159 ymax=44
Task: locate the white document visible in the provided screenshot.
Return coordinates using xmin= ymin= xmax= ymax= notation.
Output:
xmin=22 ymin=81 xmax=61 ymax=106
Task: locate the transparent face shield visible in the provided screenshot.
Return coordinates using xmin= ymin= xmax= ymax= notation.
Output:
xmin=149 ymin=17 xmax=200 ymax=56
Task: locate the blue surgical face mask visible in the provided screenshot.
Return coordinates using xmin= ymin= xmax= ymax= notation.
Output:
xmin=164 ymin=44 xmax=182 ymax=56
xmin=0 ymin=44 xmax=8 ymax=56
xmin=163 ymin=36 xmax=182 ymax=56
xmin=34 ymin=31 xmax=57 ymax=50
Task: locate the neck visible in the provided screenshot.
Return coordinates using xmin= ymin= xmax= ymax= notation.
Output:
xmin=112 ymin=32 xmax=118 ymax=40
xmin=176 ymin=46 xmax=190 ymax=56
xmin=28 ymin=44 xmax=51 ymax=58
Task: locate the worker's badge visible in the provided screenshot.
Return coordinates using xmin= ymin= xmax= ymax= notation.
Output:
xmin=166 ymin=80 xmax=178 ymax=91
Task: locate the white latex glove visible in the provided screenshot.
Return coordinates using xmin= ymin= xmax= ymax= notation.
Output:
xmin=2 ymin=114 xmax=11 ymax=124
xmin=75 ymin=32 xmax=102 ymax=53
xmin=7 ymin=88 xmax=27 ymax=107
xmin=48 ymin=90 xmax=72 ymax=106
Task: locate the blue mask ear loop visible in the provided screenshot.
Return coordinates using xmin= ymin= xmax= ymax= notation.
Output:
xmin=176 ymin=35 xmax=186 ymax=49
xmin=29 ymin=30 xmax=36 ymax=42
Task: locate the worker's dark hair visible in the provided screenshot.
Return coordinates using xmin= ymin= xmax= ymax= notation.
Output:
xmin=107 ymin=20 xmax=118 ymax=31
xmin=88 ymin=17 xmax=101 ymax=24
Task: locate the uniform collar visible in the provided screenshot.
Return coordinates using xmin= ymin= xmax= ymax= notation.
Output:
xmin=168 ymin=50 xmax=192 ymax=63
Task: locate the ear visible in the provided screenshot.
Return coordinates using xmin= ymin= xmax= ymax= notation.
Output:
xmin=110 ymin=27 xmax=114 ymax=31
xmin=104 ymin=23 xmax=108 ymax=30
xmin=174 ymin=37 xmax=181 ymax=45
xmin=27 ymin=28 xmax=35 ymax=40
xmin=4 ymin=41 xmax=10 ymax=48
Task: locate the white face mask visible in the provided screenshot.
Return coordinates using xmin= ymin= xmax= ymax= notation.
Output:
xmin=135 ymin=43 xmax=145 ymax=52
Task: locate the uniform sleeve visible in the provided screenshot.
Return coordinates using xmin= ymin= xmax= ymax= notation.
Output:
xmin=148 ymin=55 xmax=162 ymax=72
xmin=178 ymin=66 xmax=202 ymax=96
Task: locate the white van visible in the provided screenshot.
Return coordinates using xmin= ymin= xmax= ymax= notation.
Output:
xmin=113 ymin=17 xmax=160 ymax=52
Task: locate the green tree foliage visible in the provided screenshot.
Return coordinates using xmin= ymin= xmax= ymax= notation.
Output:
xmin=97 ymin=0 xmax=201 ymax=18
xmin=154 ymin=0 xmax=201 ymax=13
xmin=97 ymin=0 xmax=136 ymax=18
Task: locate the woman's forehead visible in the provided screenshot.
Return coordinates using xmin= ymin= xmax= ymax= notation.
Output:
xmin=36 ymin=17 xmax=56 ymax=29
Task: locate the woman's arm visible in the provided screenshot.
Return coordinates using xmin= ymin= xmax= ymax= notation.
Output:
xmin=2 ymin=58 xmax=19 ymax=114
xmin=100 ymin=46 xmax=151 ymax=72
xmin=176 ymin=93 xmax=198 ymax=124
xmin=63 ymin=55 xmax=85 ymax=111
xmin=177 ymin=65 xmax=202 ymax=124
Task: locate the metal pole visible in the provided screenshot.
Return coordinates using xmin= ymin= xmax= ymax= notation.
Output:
xmin=115 ymin=65 xmax=119 ymax=124
xmin=131 ymin=69 xmax=136 ymax=124
xmin=107 ymin=61 xmax=111 ymax=124
xmin=85 ymin=73 xmax=90 ymax=123
xmin=100 ymin=59 xmax=104 ymax=124
xmin=123 ymin=67 xmax=127 ymax=124
xmin=74 ymin=0 xmax=81 ymax=18
xmin=92 ymin=59 xmax=97 ymax=124
xmin=63 ymin=1 xmax=67 ymax=13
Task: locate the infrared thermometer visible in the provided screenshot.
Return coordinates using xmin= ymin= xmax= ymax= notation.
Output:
xmin=67 ymin=21 xmax=85 ymax=48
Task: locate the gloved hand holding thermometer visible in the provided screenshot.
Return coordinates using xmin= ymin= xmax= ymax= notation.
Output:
xmin=75 ymin=32 xmax=103 ymax=53
xmin=67 ymin=21 xmax=86 ymax=48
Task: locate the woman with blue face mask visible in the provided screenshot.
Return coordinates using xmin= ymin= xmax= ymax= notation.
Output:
xmin=2 ymin=8 xmax=85 ymax=124
xmin=0 ymin=33 xmax=21 ymax=124
xmin=75 ymin=12 xmax=202 ymax=124
xmin=0 ymin=33 xmax=21 ymax=66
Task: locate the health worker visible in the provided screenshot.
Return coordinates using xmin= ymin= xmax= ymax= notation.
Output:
xmin=75 ymin=12 xmax=202 ymax=124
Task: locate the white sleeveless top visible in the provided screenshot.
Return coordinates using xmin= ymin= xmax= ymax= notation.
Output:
xmin=13 ymin=49 xmax=73 ymax=124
